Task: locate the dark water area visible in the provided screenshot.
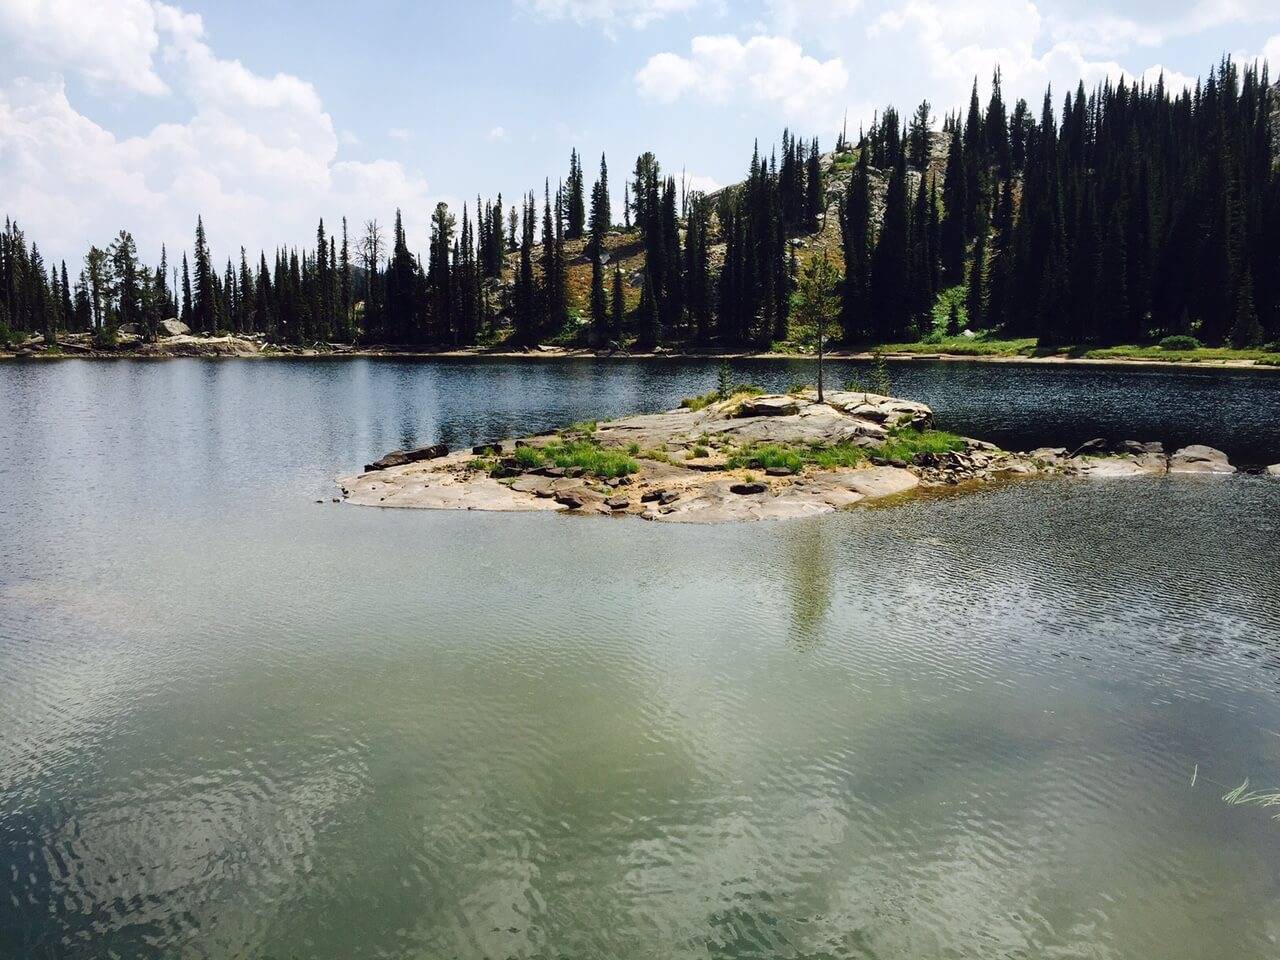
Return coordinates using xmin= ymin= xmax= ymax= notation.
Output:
xmin=2 ymin=357 xmax=1279 ymax=959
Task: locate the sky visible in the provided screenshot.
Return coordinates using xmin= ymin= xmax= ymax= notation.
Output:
xmin=2 ymin=0 xmax=1279 ymax=266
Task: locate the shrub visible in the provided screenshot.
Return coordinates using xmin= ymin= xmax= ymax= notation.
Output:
xmin=929 ymin=285 xmax=969 ymax=340
xmin=1158 ymin=334 xmax=1202 ymax=351
xmin=680 ymin=390 xmax=720 ymax=411
xmin=92 ymin=325 xmax=119 ymax=349
xmin=0 ymin=321 xmax=14 ymax=348
xmin=691 ymin=445 xmax=710 ymax=458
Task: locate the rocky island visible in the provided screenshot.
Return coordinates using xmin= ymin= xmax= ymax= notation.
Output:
xmin=337 ymin=388 xmax=1252 ymax=523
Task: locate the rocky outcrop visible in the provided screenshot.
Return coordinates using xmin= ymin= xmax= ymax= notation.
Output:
xmin=340 ymin=391 xmax=935 ymax=523
xmin=1168 ymin=444 xmax=1236 ymax=475
xmin=137 ymin=334 xmax=261 ymax=357
xmin=339 ymin=392 xmax=1249 ymax=524
xmin=364 ymin=443 xmax=448 ymax=472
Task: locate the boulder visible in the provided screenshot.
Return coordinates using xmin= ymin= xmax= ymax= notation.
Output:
xmin=1266 ymin=464 xmax=1280 ymax=477
xmin=737 ymin=396 xmax=800 ymax=417
xmin=117 ymin=322 xmax=142 ymax=337
xmin=158 ymin=318 xmax=190 ymax=337
xmin=1029 ymin=447 xmax=1068 ymax=460
xmin=1114 ymin=439 xmax=1164 ymax=455
xmin=730 ymin=481 xmax=768 ymax=495
xmin=683 ymin=455 xmax=729 ymax=471
xmin=1169 ymin=445 xmax=1236 ymax=475
xmin=1069 ymin=438 xmax=1108 ymax=458
xmin=364 ymin=443 xmax=448 ymax=472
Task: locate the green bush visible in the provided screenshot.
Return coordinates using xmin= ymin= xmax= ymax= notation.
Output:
xmin=680 ymin=390 xmax=721 ymax=411
xmin=928 ymin=285 xmax=969 ymax=340
xmin=92 ymin=326 xmax=119 ymax=349
xmin=1159 ymin=334 xmax=1202 ymax=351
xmin=0 ymin=321 xmax=14 ymax=348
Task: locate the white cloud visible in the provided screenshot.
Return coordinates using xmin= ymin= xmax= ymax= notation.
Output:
xmin=0 ymin=0 xmax=434 ymax=264
xmin=766 ymin=0 xmax=862 ymax=36
xmin=487 ymin=125 xmax=508 ymax=141
xmin=869 ymin=0 xmax=1138 ymax=116
xmin=520 ymin=0 xmax=699 ymax=31
xmin=1267 ymin=33 xmax=1280 ymax=67
xmin=0 ymin=0 xmax=167 ymax=94
xmin=681 ymin=172 xmax=722 ymax=194
xmin=388 ymin=127 xmax=411 ymax=141
xmin=636 ymin=34 xmax=848 ymax=125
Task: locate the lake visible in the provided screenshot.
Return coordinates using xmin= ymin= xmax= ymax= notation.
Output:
xmin=2 ymin=356 xmax=1279 ymax=959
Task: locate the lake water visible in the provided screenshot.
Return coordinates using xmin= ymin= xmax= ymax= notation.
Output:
xmin=2 ymin=357 xmax=1280 ymax=960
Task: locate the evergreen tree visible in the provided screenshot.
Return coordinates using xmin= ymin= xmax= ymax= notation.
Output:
xmin=611 ymin=265 xmax=625 ymax=342
xmin=940 ymin=129 xmax=968 ymax=284
xmin=966 ymin=202 xmax=989 ymax=329
xmin=180 ymin=253 xmax=193 ymax=326
xmin=192 ymin=216 xmax=215 ymax=333
xmin=839 ymin=149 xmax=872 ymax=341
xmin=588 ymin=153 xmax=611 ymax=254
xmin=565 ymin=149 xmax=586 ymax=240
xmin=589 ymin=246 xmax=607 ymax=341
xmin=907 ymin=101 xmax=932 ymax=169
xmin=869 ymin=154 xmax=911 ymax=341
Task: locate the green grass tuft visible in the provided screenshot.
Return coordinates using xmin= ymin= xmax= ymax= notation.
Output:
xmin=877 ymin=427 xmax=968 ymax=462
xmin=541 ymin=439 xmax=638 ymax=478
xmin=727 ymin=440 xmax=868 ymax=473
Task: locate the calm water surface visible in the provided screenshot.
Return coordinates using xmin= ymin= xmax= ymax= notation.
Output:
xmin=2 ymin=357 xmax=1279 ymax=960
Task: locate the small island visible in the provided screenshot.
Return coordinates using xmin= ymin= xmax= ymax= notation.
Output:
xmin=338 ymin=386 xmax=1247 ymax=523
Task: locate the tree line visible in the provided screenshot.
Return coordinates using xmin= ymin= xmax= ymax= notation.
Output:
xmin=2 ymin=56 xmax=1277 ymax=351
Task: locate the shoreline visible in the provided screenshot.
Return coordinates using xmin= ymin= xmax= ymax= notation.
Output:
xmin=3 ymin=341 xmax=1280 ymax=373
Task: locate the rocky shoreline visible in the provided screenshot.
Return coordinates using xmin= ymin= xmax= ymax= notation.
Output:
xmin=336 ymin=391 xmax=1272 ymax=524
xmin=3 ymin=328 xmax=1279 ymax=372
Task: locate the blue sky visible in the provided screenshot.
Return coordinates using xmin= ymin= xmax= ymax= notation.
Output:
xmin=2 ymin=0 xmax=1278 ymax=266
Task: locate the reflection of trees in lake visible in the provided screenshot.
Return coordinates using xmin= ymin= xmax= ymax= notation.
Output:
xmin=786 ymin=520 xmax=834 ymax=644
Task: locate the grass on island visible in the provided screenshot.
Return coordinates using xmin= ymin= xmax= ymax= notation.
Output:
xmin=485 ymin=438 xmax=639 ymax=479
xmin=728 ymin=442 xmax=869 ymax=473
xmin=724 ymin=427 xmax=969 ymax=474
xmin=878 ymin=426 xmax=969 ymax=462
